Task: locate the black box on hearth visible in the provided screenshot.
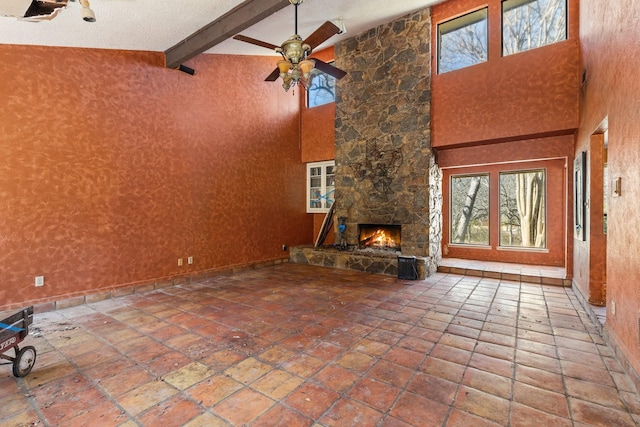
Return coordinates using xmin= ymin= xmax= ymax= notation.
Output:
xmin=397 ymin=255 xmax=418 ymax=280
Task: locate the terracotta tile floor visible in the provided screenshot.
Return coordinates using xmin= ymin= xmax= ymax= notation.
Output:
xmin=2 ymin=263 xmax=638 ymax=426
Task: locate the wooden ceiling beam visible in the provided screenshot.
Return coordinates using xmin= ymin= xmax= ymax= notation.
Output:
xmin=164 ymin=0 xmax=291 ymax=69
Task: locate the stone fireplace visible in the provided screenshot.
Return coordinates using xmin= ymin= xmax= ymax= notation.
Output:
xmin=291 ymin=8 xmax=441 ymax=279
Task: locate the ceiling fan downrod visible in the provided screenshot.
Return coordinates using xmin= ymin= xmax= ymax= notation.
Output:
xmin=291 ymin=0 xmax=303 ymax=35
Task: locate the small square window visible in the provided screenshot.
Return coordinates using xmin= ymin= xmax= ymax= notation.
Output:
xmin=502 ymin=0 xmax=567 ymax=56
xmin=307 ymin=66 xmax=336 ymax=108
xmin=438 ymin=8 xmax=488 ymax=74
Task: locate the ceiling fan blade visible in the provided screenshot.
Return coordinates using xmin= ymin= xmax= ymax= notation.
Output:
xmin=303 ymin=21 xmax=341 ymax=50
xmin=313 ymin=59 xmax=347 ymax=80
xmin=233 ymin=35 xmax=280 ymax=51
xmin=265 ymin=68 xmax=280 ymax=82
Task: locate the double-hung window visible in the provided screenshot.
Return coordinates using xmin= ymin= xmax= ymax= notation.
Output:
xmin=307 ymin=161 xmax=335 ymax=213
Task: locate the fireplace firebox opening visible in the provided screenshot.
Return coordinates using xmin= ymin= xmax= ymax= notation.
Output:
xmin=358 ymin=224 xmax=402 ymax=251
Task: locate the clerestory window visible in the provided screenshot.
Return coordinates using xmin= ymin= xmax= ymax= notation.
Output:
xmin=502 ymin=0 xmax=567 ymax=56
xmin=437 ymin=8 xmax=488 ymax=74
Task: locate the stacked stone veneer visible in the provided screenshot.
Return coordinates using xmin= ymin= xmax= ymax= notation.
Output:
xmin=290 ymin=245 xmax=428 ymax=279
xmin=334 ymin=9 xmax=435 ymax=271
xmin=292 ymin=8 xmax=439 ymax=278
xmin=429 ymin=156 xmax=443 ymax=267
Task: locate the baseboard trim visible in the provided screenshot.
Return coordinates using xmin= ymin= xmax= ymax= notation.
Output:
xmin=0 ymin=258 xmax=289 ymax=314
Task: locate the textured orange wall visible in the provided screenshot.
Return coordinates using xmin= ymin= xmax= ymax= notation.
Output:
xmin=301 ymin=47 xmax=336 ymax=163
xmin=437 ymin=135 xmax=574 ymax=168
xmin=302 ymin=47 xmax=337 ymax=245
xmin=578 ymin=0 xmax=640 ymax=375
xmin=440 ymin=136 xmax=572 ymax=267
xmin=0 ymin=45 xmax=312 ymax=309
xmin=301 ymin=102 xmax=335 ymax=163
xmin=432 ymin=0 xmax=580 ymax=148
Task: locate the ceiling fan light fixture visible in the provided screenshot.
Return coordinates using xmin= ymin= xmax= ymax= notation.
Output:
xmin=282 ymin=75 xmax=294 ymax=92
xmin=277 ymin=60 xmax=292 ymax=76
xmin=302 ymin=73 xmax=314 ymax=90
xmin=299 ymin=59 xmax=315 ymax=79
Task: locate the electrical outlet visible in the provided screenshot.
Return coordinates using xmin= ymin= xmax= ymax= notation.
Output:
xmin=35 ymin=276 xmax=44 ymax=287
xmin=611 ymin=300 xmax=616 ymax=315
xmin=282 ymin=244 xmax=287 ymax=251
xmin=187 ymin=256 xmax=193 ymax=265
xmin=178 ymin=258 xmax=183 ymax=267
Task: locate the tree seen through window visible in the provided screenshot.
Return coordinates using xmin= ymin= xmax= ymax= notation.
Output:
xmin=307 ymin=67 xmax=336 ymax=108
xmin=437 ymin=0 xmax=567 ymax=73
xmin=450 ymin=174 xmax=490 ymax=245
xmin=499 ymin=170 xmax=546 ymax=247
xmin=503 ymin=0 xmax=567 ymax=55
xmin=438 ymin=8 xmax=488 ymax=74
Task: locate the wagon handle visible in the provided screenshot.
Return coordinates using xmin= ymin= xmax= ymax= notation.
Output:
xmin=20 ymin=309 xmax=29 ymax=340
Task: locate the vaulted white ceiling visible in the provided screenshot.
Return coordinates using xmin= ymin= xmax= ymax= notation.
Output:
xmin=0 ymin=0 xmax=443 ymax=58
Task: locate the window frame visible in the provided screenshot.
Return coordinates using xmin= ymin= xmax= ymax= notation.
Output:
xmin=306 ymin=160 xmax=335 ymax=213
xmin=501 ymin=0 xmax=568 ymax=57
xmin=437 ymin=7 xmax=489 ymax=74
xmin=449 ymin=173 xmax=491 ymax=247
xmin=498 ymin=168 xmax=547 ymax=249
xmin=306 ymin=65 xmax=337 ymax=109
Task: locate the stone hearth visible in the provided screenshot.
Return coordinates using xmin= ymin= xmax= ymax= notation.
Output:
xmin=290 ymin=246 xmax=428 ymax=279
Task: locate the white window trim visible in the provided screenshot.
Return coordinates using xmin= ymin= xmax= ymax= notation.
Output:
xmin=306 ymin=160 xmax=335 ymax=213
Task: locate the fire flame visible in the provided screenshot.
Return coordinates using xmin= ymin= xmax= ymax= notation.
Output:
xmin=365 ymin=229 xmax=397 ymax=247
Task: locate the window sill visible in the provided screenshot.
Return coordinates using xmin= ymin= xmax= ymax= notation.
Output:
xmin=497 ymin=246 xmax=549 ymax=253
xmin=448 ymin=243 xmax=492 ymax=250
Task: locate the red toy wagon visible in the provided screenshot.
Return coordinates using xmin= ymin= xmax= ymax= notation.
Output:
xmin=0 ymin=306 xmax=36 ymax=377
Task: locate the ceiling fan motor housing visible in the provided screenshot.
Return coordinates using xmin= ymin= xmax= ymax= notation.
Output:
xmin=279 ymin=36 xmax=311 ymax=64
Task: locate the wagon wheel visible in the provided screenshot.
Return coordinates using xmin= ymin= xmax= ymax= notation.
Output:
xmin=12 ymin=346 xmax=36 ymax=378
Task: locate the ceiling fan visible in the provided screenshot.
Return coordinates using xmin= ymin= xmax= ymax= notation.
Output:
xmin=233 ymin=0 xmax=347 ymax=92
